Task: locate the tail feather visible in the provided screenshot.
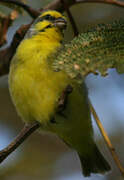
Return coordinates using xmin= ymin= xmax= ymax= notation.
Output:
xmin=78 ymin=144 xmax=111 ymax=177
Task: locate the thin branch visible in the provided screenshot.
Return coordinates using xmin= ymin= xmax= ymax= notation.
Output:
xmin=0 ymin=85 xmax=73 ymax=163
xmin=61 ymin=0 xmax=79 ymax=36
xmin=44 ymin=0 xmax=76 ymax=12
xmin=44 ymin=0 xmax=124 ymax=11
xmin=0 ymin=0 xmax=40 ymax=18
xmin=0 ymin=24 xmax=30 ymax=75
xmin=0 ymin=122 xmax=40 ymax=163
xmin=89 ymin=101 xmax=124 ymax=177
xmin=76 ymin=0 xmax=124 ymax=8
xmin=0 ymin=10 xmax=18 ymax=47
xmin=1 ymin=0 xmax=124 ymax=19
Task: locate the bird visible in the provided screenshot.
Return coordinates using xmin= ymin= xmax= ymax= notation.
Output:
xmin=9 ymin=10 xmax=111 ymax=176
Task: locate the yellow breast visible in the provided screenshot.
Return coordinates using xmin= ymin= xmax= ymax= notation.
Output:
xmin=9 ymin=34 xmax=69 ymax=124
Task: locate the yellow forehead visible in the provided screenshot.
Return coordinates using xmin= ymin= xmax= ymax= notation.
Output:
xmin=40 ymin=10 xmax=64 ymax=19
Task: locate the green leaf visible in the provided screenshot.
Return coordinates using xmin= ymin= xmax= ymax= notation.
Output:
xmin=52 ymin=19 xmax=124 ymax=83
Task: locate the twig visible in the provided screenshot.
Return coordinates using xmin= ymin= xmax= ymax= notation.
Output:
xmin=0 ymin=122 xmax=40 ymax=163
xmin=76 ymin=0 xmax=124 ymax=8
xmin=0 ymin=24 xmax=30 ymax=75
xmin=44 ymin=0 xmax=124 ymax=11
xmin=0 ymin=84 xmax=73 ymax=163
xmin=44 ymin=0 xmax=76 ymax=12
xmin=1 ymin=0 xmax=124 ymax=18
xmin=61 ymin=0 xmax=79 ymax=36
xmin=89 ymin=101 xmax=124 ymax=177
xmin=0 ymin=10 xmax=18 ymax=47
xmin=0 ymin=0 xmax=40 ymax=18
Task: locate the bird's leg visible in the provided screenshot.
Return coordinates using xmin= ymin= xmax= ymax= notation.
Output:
xmin=57 ymin=84 xmax=73 ymax=115
xmin=0 ymin=122 xmax=40 ymax=163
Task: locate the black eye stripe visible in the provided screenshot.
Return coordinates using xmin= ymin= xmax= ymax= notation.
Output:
xmin=42 ymin=14 xmax=56 ymax=21
xmin=39 ymin=24 xmax=52 ymax=32
xmin=35 ymin=14 xmax=56 ymax=24
xmin=46 ymin=24 xmax=52 ymax=28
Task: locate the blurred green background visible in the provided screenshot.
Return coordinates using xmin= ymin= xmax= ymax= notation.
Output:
xmin=0 ymin=0 xmax=124 ymax=179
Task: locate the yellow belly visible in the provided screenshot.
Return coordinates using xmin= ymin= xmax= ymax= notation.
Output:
xmin=9 ymin=56 xmax=69 ymax=124
xmin=8 ymin=33 xmax=71 ymax=124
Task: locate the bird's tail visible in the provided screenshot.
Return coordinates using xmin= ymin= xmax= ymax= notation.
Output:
xmin=78 ymin=144 xmax=111 ymax=177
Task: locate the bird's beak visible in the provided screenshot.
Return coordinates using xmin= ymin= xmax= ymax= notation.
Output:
xmin=54 ymin=17 xmax=67 ymax=30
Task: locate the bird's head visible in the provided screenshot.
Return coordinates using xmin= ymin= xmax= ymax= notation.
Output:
xmin=25 ymin=10 xmax=67 ymax=41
